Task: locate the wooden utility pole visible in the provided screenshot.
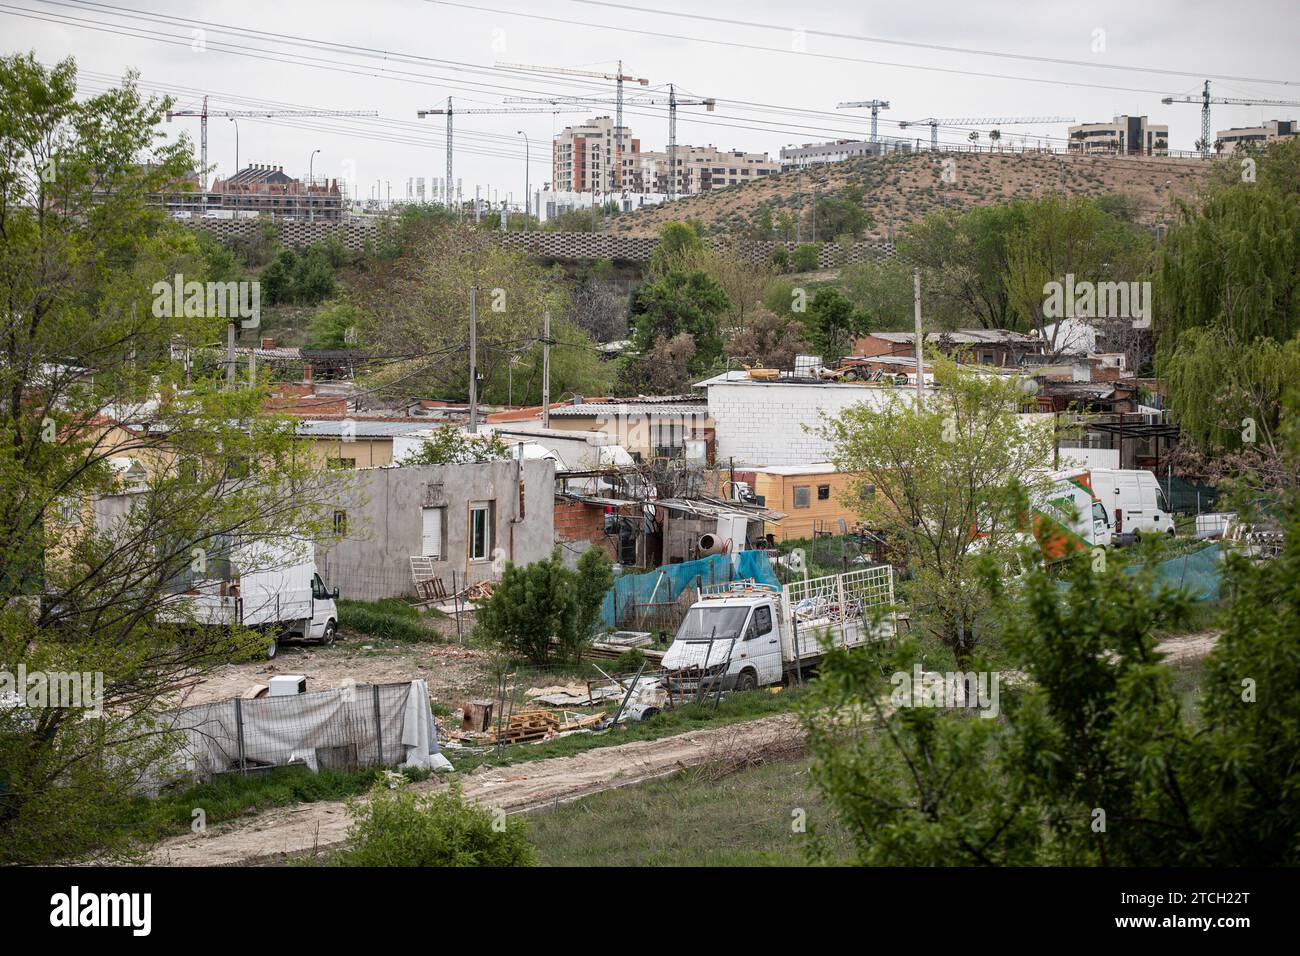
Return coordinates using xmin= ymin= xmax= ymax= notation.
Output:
xmin=913 ymin=268 xmax=924 ymax=407
xmin=226 ymin=321 xmax=236 ymax=389
xmin=468 ymin=286 xmax=479 ymax=434
xmin=541 ymin=308 xmax=552 ymax=428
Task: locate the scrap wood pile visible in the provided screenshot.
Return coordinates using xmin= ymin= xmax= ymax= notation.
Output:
xmin=447 ymin=696 xmax=607 ymax=746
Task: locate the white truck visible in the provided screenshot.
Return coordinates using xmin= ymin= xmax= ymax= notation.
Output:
xmin=661 ymin=565 xmax=896 ymax=694
xmin=1090 ymin=468 xmax=1175 ymax=539
xmin=162 ymin=538 xmax=338 ymax=658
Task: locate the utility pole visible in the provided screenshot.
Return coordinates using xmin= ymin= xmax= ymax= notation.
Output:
xmin=542 ymin=309 xmax=552 ymax=428
xmin=468 ymin=286 xmax=479 ymax=434
xmin=226 ymin=321 xmax=236 ymax=389
xmin=913 ymin=268 xmax=924 ymax=408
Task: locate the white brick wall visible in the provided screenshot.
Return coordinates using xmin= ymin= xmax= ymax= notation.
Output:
xmin=706 ymin=379 xmax=899 ymax=467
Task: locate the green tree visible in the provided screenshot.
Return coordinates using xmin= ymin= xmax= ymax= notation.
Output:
xmin=401 ymin=423 xmax=511 ymax=465
xmin=0 ymin=54 xmax=333 ymax=862
xmin=820 ymin=358 xmax=1052 ymax=665
xmin=475 ymin=550 xmax=577 ymax=665
xmin=840 ymin=257 xmax=915 ymax=331
xmin=648 ymin=220 xmax=707 ymax=278
xmin=792 ymin=243 xmax=820 ymax=272
xmin=306 ymin=300 xmax=368 ymax=349
xmin=628 ymin=270 xmax=729 ymax=375
xmin=804 ymin=286 xmax=867 ymax=360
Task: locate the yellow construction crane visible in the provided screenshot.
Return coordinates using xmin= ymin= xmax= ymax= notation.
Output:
xmin=496 ymin=61 xmax=649 ymax=190
xmin=166 ymin=97 xmax=379 ymax=189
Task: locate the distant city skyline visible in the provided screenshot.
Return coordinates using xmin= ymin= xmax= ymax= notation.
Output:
xmin=4 ymin=0 xmax=1297 ymax=203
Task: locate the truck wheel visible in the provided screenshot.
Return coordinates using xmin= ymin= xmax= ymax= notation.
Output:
xmin=321 ymin=619 xmax=337 ymax=646
xmin=266 ymin=636 xmax=278 ymax=659
xmin=734 ymin=670 xmax=758 ymax=693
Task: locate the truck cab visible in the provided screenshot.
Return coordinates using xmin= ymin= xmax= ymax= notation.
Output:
xmin=661 ymin=589 xmax=783 ymax=693
xmin=305 ymin=572 xmax=339 ymax=645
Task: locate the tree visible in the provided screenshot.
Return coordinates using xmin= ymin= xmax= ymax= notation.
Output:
xmin=792 ymin=243 xmax=820 ymax=272
xmin=0 ymin=54 xmax=333 ymax=862
xmin=727 ymin=308 xmax=811 ymax=370
xmin=820 ymin=358 xmax=1052 ymax=665
xmin=840 ymin=258 xmax=915 ymax=331
xmin=804 ymin=286 xmax=867 ymax=360
xmin=307 ymin=300 xmax=368 ymax=349
xmin=620 ymin=331 xmax=696 ymax=394
xmin=806 ymin=494 xmax=1300 ymax=865
xmin=1156 ymin=139 xmax=1300 ymax=488
xmin=648 ymin=220 xmax=707 ymax=278
xmin=627 ymin=270 xmax=729 ymax=375
xmin=769 ymin=245 xmax=790 ymax=272
xmin=401 ymin=423 xmax=511 ymax=465
xmin=813 ymin=186 xmax=873 ymax=240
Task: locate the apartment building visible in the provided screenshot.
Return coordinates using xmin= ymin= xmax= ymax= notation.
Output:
xmin=622 ymin=145 xmax=778 ymax=195
xmin=552 ymin=116 xmax=637 ymax=193
xmin=779 ymin=137 xmax=912 ymax=170
xmin=1216 ymin=119 xmax=1298 ymax=152
xmin=1068 ymin=116 xmax=1169 ymax=155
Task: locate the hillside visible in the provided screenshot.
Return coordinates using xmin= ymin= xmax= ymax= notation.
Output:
xmin=607 ymin=150 xmax=1210 ymax=239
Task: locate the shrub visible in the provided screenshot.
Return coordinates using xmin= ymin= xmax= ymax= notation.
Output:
xmin=769 ymin=245 xmax=790 ymax=272
xmin=333 ymin=782 xmax=536 ymax=867
xmin=792 ymin=243 xmax=820 ymax=272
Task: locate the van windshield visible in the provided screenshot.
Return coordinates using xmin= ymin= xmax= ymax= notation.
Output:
xmin=675 ymin=605 xmax=750 ymax=643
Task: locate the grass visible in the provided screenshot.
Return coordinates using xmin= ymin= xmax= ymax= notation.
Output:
xmin=123 ymin=764 xmax=431 ymax=846
xmin=446 ymin=684 xmax=806 ymax=774
xmin=338 ymin=597 xmax=437 ymax=641
xmin=527 ymin=756 xmax=855 ymax=866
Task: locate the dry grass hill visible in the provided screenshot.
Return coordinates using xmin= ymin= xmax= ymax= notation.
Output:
xmin=606 ymin=150 xmax=1211 ymax=239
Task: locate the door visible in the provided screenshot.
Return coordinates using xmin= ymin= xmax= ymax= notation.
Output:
xmin=421 ymin=507 xmax=443 ymax=558
xmin=307 ymin=572 xmax=329 ymax=638
xmin=745 ymin=603 xmax=782 ymax=684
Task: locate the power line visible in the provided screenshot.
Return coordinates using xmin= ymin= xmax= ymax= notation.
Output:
xmin=570 ymin=0 xmax=1299 ymax=87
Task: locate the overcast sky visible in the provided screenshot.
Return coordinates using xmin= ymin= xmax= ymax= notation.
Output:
xmin=5 ymin=0 xmax=1298 ymax=203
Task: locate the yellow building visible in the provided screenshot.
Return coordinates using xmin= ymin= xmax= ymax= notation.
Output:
xmin=735 ymin=464 xmax=867 ymax=541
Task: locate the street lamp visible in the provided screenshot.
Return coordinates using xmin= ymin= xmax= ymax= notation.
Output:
xmin=307 ymin=148 xmax=321 ymax=221
xmin=229 ymin=117 xmax=240 ymax=175
xmin=517 ymin=130 xmax=530 ymax=235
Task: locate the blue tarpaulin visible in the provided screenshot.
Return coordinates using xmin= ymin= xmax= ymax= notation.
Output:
xmin=1126 ymin=541 xmax=1224 ymax=602
xmin=601 ymin=550 xmax=780 ymax=629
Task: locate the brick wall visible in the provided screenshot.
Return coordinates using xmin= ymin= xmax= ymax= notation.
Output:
xmin=553 ymin=499 xmax=617 ymax=561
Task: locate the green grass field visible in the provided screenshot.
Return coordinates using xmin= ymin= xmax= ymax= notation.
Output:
xmin=526 ymin=757 xmax=856 ymax=866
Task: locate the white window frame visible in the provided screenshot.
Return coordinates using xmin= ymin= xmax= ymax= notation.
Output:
xmin=469 ymin=501 xmax=493 ymax=562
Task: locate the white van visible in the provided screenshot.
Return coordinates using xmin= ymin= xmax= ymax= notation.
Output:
xmin=1090 ymin=469 xmax=1174 ymax=538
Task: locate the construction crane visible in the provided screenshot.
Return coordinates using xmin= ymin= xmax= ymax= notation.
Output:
xmin=166 ymin=97 xmax=379 ymax=190
xmin=496 ymin=61 xmax=649 ymax=190
xmin=1162 ymin=81 xmax=1300 ymax=158
xmin=505 ymin=88 xmax=716 ymax=201
xmin=417 ymin=99 xmax=585 ymax=212
xmin=837 ymin=100 xmax=891 ymax=143
xmin=898 ymin=116 xmax=1076 ymax=151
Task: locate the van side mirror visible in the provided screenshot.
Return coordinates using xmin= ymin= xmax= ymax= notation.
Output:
xmin=332 ymin=587 xmax=340 ymax=600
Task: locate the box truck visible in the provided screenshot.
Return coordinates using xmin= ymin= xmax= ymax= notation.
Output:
xmin=1031 ymin=468 xmax=1112 ymax=559
xmin=162 ymin=538 xmax=338 ymax=659
xmin=660 ymin=565 xmax=896 ymax=693
xmin=1089 ymin=468 xmax=1174 ymax=539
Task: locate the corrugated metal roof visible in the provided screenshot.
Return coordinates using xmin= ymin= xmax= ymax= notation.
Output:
xmin=549 ymin=403 xmax=709 ymax=417
xmin=295 ymin=420 xmax=438 ymax=438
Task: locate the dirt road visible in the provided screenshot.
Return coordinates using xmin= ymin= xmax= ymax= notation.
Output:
xmin=146 ymin=713 xmax=801 ymax=866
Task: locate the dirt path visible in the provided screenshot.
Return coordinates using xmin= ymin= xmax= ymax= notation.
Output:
xmin=146 ymin=713 xmax=800 ymax=866
xmin=145 ymin=631 xmax=1221 ymax=866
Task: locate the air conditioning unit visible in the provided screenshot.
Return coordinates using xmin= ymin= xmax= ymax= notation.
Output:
xmin=268 ymin=675 xmax=307 ymax=697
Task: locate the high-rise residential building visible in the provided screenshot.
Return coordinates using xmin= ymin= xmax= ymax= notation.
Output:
xmin=1216 ymin=119 xmax=1298 ymax=152
xmin=552 ymin=116 xmax=636 ymax=193
xmin=1067 ymin=116 xmax=1169 ymax=155
xmin=621 ymin=145 xmax=778 ymax=195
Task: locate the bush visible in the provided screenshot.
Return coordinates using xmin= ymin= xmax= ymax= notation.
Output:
xmin=333 ymin=782 xmax=536 ymax=867
xmin=338 ymin=599 xmax=429 ymax=641
xmin=792 ymin=243 xmax=821 ymax=272
xmin=769 ymin=245 xmax=790 ymax=272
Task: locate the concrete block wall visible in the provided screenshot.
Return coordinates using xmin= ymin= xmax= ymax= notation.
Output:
xmin=183 ymin=219 xmax=896 ymax=265
xmin=707 ymin=381 xmax=895 ymax=467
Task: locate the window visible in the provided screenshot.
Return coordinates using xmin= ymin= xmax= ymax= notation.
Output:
xmin=329 ymin=457 xmax=356 ymax=470
xmin=469 ymin=502 xmax=493 ymax=561
xmin=859 ymin=483 xmax=877 ymax=501
xmin=421 ymin=507 xmax=444 ymax=559
xmin=332 ymin=510 xmax=348 ymax=536
xmin=753 ymin=605 xmax=773 ymax=636
xmin=793 ymin=485 xmax=811 ymax=509
xmin=817 ymin=484 xmax=831 ymax=501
